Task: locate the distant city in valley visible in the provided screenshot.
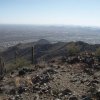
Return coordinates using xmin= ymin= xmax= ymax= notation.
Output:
xmin=0 ymin=25 xmax=100 ymax=48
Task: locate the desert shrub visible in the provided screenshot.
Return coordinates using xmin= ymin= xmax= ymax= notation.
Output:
xmin=0 ymin=57 xmax=6 ymax=79
xmin=6 ymin=57 xmax=30 ymax=72
xmin=95 ymin=47 xmax=100 ymax=57
xmin=6 ymin=63 xmax=16 ymax=72
xmin=67 ymin=43 xmax=80 ymax=56
xmin=52 ymin=87 xmax=61 ymax=97
xmin=15 ymin=57 xmax=30 ymax=67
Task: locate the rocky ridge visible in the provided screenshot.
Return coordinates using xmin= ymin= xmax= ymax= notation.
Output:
xmin=0 ymin=52 xmax=100 ymax=100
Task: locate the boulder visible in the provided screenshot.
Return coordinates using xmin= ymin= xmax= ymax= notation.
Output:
xmin=18 ymin=86 xmax=25 ymax=94
xmin=81 ymin=95 xmax=93 ymax=100
xmin=18 ymin=70 xmax=26 ymax=76
xmin=69 ymin=96 xmax=78 ymax=100
xmin=60 ymin=89 xmax=72 ymax=96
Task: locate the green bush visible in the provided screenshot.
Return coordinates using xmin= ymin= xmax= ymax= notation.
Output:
xmin=67 ymin=43 xmax=80 ymax=56
xmin=95 ymin=47 xmax=100 ymax=57
xmin=6 ymin=57 xmax=30 ymax=72
xmin=15 ymin=57 xmax=30 ymax=68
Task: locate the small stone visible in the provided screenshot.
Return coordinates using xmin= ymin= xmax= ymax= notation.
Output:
xmin=34 ymin=94 xmax=39 ymax=100
xmin=9 ymin=88 xmax=16 ymax=95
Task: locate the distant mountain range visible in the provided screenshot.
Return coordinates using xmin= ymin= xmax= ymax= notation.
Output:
xmin=1 ymin=39 xmax=100 ymax=63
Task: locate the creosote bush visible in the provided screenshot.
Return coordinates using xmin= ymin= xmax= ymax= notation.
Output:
xmin=15 ymin=57 xmax=30 ymax=67
xmin=67 ymin=43 xmax=80 ymax=56
xmin=95 ymin=47 xmax=100 ymax=57
xmin=6 ymin=57 xmax=30 ymax=72
xmin=0 ymin=57 xmax=6 ymax=79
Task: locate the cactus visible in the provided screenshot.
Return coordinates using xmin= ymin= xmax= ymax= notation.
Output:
xmin=32 ymin=45 xmax=37 ymax=64
xmin=0 ymin=57 xmax=6 ymax=79
xmin=32 ymin=46 xmax=34 ymax=64
xmin=15 ymin=50 xmax=18 ymax=64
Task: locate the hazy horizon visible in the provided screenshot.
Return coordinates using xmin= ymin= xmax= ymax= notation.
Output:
xmin=0 ymin=24 xmax=100 ymax=29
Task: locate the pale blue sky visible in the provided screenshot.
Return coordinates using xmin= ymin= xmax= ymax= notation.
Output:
xmin=0 ymin=0 xmax=100 ymax=26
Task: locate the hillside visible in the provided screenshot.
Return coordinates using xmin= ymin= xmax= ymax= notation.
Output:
xmin=0 ymin=40 xmax=100 ymax=100
xmin=1 ymin=39 xmax=100 ymax=63
xmin=0 ymin=49 xmax=100 ymax=99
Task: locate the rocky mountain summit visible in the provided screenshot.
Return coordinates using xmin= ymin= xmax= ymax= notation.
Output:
xmin=0 ymin=40 xmax=100 ymax=100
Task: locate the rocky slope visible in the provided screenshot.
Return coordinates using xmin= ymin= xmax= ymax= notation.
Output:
xmin=0 ymin=40 xmax=100 ymax=100
xmin=0 ymin=52 xmax=100 ymax=100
